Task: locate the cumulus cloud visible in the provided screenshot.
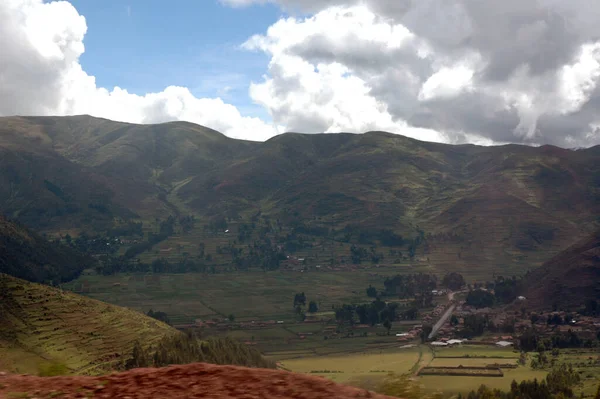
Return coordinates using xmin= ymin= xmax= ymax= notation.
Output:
xmin=0 ymin=0 xmax=279 ymax=141
xmin=235 ymin=0 xmax=600 ymax=146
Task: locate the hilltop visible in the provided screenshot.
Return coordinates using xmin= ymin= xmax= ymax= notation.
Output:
xmin=521 ymin=230 xmax=600 ymax=310
xmin=1 ymin=115 xmax=599 ymax=274
xmin=0 ymin=273 xmax=175 ymax=375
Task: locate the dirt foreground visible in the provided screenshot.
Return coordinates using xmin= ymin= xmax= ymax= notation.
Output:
xmin=0 ymin=362 xmax=394 ymax=399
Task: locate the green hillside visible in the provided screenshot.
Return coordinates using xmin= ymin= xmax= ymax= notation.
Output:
xmin=521 ymin=230 xmax=600 ymax=310
xmin=0 ymin=214 xmax=91 ymax=284
xmin=0 ymin=115 xmax=599 ymax=274
xmin=0 ymin=273 xmax=175 ymax=375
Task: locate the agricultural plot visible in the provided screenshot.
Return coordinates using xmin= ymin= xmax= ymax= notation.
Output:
xmin=419 ymin=366 xmax=504 ymax=377
xmin=281 ymin=347 xmax=421 ymax=383
xmin=418 ymin=345 xmax=546 ymax=394
xmin=64 ymin=269 xmax=404 ymax=325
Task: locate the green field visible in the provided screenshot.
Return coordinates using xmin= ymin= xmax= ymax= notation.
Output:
xmin=63 ymin=269 xmax=412 ymax=325
xmin=278 ymin=344 xmax=553 ymax=394
xmin=281 ymin=347 xmax=421 ymax=383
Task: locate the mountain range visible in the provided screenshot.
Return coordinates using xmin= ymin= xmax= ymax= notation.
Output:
xmin=1 ymin=115 xmax=599 ymax=274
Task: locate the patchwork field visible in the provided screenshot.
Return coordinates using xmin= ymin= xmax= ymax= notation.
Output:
xmin=63 ymin=269 xmax=412 ymax=325
xmin=279 ymin=344 xmax=554 ymax=394
xmin=281 ymin=347 xmax=421 ymax=383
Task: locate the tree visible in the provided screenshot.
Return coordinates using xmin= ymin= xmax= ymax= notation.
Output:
xmin=366 ymin=285 xmax=378 ymax=298
xmin=442 ymin=272 xmax=465 ymax=291
xmin=228 ymin=314 xmax=235 ymax=322
xmin=308 ymin=301 xmax=318 ymax=313
xmin=383 ymin=319 xmax=392 ymax=335
xmin=465 ymin=289 xmax=495 ymax=308
xmin=450 ymin=315 xmax=459 ymax=326
xmin=594 ymin=384 xmax=600 ymax=399
xmin=293 ymin=292 xmax=307 ymax=307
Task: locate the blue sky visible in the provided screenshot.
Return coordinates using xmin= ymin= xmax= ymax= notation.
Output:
xmin=69 ymin=0 xmax=282 ymax=121
xmin=3 ymin=0 xmax=598 ymax=146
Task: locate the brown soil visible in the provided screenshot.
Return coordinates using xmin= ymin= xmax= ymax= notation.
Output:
xmin=0 ymin=363 xmax=394 ymax=399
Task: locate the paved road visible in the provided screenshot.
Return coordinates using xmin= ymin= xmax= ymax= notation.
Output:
xmin=427 ymin=303 xmax=456 ymax=339
xmin=427 ymin=289 xmax=466 ymax=340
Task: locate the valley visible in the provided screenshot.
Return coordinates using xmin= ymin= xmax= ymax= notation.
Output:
xmin=1 ymin=116 xmax=599 ymax=398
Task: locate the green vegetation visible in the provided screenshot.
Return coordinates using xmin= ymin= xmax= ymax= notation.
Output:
xmin=2 ymin=115 xmax=599 ymax=276
xmin=0 ymin=273 xmax=175 ymax=375
xmin=124 ymin=332 xmax=275 ymax=370
xmin=0 ymin=215 xmax=92 ymax=284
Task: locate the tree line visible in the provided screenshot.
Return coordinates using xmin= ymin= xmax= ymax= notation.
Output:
xmin=124 ymin=331 xmax=275 ymax=370
xmin=461 ymin=364 xmax=583 ymax=399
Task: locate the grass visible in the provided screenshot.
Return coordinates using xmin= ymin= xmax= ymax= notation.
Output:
xmin=419 ymin=368 xmax=548 ymax=393
xmin=0 ymin=274 xmax=176 ymax=375
xmin=63 ymin=269 xmax=407 ymax=325
xmin=281 ymin=347 xmax=421 ymax=383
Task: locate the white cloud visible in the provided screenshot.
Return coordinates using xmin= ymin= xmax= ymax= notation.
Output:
xmin=418 ymin=64 xmax=475 ymax=101
xmin=232 ymin=0 xmax=600 ymax=147
xmin=0 ymin=0 xmax=278 ymax=141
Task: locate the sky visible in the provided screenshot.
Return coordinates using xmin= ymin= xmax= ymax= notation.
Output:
xmin=1 ymin=0 xmax=600 ymax=147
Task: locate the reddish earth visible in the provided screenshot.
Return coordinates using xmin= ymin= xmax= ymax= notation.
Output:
xmin=0 ymin=363 xmax=394 ymax=399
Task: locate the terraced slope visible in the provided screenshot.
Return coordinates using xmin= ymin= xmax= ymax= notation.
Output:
xmin=0 ymin=274 xmax=175 ymax=375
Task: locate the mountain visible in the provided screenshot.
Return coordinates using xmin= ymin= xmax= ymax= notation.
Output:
xmin=521 ymin=230 xmax=600 ymax=310
xmin=0 ymin=214 xmax=91 ymax=284
xmin=0 ymin=115 xmax=599 ymax=274
xmin=0 ymin=273 xmax=175 ymax=375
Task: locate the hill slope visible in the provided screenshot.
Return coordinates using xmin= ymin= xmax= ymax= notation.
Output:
xmin=0 ymin=214 xmax=90 ymax=284
xmin=0 ymin=273 xmax=175 ymax=375
xmin=521 ymin=230 xmax=600 ymax=310
xmin=1 ymin=115 xmax=599 ymax=274
xmin=0 ymin=362 xmax=394 ymax=399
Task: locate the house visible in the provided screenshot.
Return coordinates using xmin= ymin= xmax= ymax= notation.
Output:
xmin=447 ymin=339 xmax=463 ymax=345
xmin=517 ymin=296 xmax=526 ymax=300
xmin=431 ymin=341 xmax=448 ymax=346
xmin=496 ymin=341 xmax=513 ymax=347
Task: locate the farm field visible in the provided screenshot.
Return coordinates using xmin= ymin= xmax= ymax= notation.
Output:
xmin=281 ymin=347 xmax=421 ymax=383
xmin=63 ymin=269 xmax=411 ymax=325
xmin=280 ymin=344 xmax=553 ymax=395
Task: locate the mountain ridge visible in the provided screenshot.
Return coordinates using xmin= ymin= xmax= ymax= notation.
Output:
xmin=0 ymin=115 xmax=599 ymax=275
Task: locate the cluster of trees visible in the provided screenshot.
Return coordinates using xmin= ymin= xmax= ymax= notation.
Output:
xmin=123 ymin=216 xmax=176 ymax=259
xmin=146 ymin=309 xmax=171 ymax=325
xmin=229 ymin=239 xmax=287 ymax=271
xmin=124 ymin=332 xmax=275 ymax=370
xmin=0 ymin=217 xmax=92 ymax=284
xmin=518 ymin=329 xmax=600 ymax=352
xmin=442 ymin=272 xmax=465 ymax=291
xmin=95 ymin=256 xmax=217 ymax=275
xmin=582 ymin=299 xmax=600 ymax=316
xmin=333 ymin=298 xmax=419 ymax=333
xmin=382 ymin=273 xmax=437 ymax=298
xmin=465 ymin=276 xmax=522 ymax=309
xmin=461 ymin=364 xmax=583 ymax=399
xmin=341 ymin=226 xmax=403 ymax=247
xmin=292 ymin=292 xmax=318 ymax=319
xmin=466 ymin=289 xmax=496 ymax=308
xmin=106 ymin=221 xmax=144 ymax=237
xmin=349 ymin=245 xmax=385 ymax=264
xmin=204 ymin=216 xmax=228 ymax=233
